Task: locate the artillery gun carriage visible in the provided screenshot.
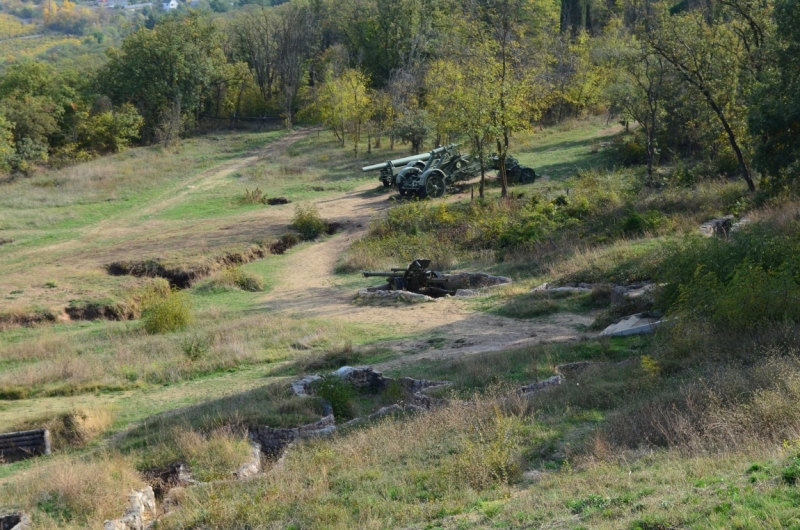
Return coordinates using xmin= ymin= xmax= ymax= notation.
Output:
xmin=362 ymin=145 xmax=536 ymax=198
xmin=362 ymin=259 xmax=453 ymax=297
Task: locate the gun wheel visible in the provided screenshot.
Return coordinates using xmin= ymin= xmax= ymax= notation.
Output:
xmin=519 ymin=167 xmax=536 ymax=184
xmin=421 ymin=174 xmax=445 ymax=199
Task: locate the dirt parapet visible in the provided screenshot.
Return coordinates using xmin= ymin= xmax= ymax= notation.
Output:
xmin=0 ymin=307 xmax=59 ymax=330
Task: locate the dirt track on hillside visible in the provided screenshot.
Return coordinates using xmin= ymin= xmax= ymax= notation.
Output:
xmin=257 ymin=179 xmax=593 ymax=369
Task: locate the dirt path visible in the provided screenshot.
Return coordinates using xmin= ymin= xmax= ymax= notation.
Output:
xmin=257 ymin=180 xmax=593 ymax=369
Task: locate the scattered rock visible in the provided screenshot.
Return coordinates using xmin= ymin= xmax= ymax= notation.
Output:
xmin=699 ymin=215 xmax=734 ymax=238
xmin=408 ymin=391 xmax=448 ymax=410
xmin=555 ymin=362 xmax=603 ymax=377
xmin=103 ymin=486 xmax=157 ymax=530
xmin=519 ymin=374 xmax=564 ymax=395
xmin=333 ymin=366 xmax=389 ymax=391
xmin=442 ymin=273 xmax=512 ymax=290
xmin=396 ymin=377 xmax=452 ymax=394
xmin=291 ymin=375 xmax=322 ymax=397
xmin=233 ymin=443 xmax=263 ymax=480
xmin=731 ymin=217 xmax=750 ymax=233
xmin=599 ymin=313 xmax=662 ymax=337
xmin=356 ymin=289 xmax=436 ymax=302
xmin=453 ymin=289 xmax=481 ymax=297
xmin=143 ymin=462 xmax=197 ymax=499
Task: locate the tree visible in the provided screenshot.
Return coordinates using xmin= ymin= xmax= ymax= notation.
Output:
xmin=0 ymin=115 xmax=14 ymax=173
xmin=314 ymin=68 xmax=373 ymax=156
xmin=79 ymin=103 xmax=144 ymax=153
xmin=273 ymin=2 xmax=315 ymax=128
xmin=605 ymin=32 xmax=667 ymax=182
xmin=99 ymin=14 xmax=230 ymax=140
xmin=234 ymin=8 xmax=277 ymax=107
xmin=481 ymin=0 xmax=544 ymax=198
xmin=0 ymin=96 xmax=61 ymax=160
xmin=748 ymin=0 xmax=799 ymax=187
xmin=646 ymin=4 xmax=756 ymax=190
xmin=392 ymin=109 xmax=432 ymax=154
xmin=427 ymin=50 xmax=496 ymax=198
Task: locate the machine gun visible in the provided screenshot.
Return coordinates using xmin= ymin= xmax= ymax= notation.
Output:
xmin=362 ymin=259 xmax=452 ymax=297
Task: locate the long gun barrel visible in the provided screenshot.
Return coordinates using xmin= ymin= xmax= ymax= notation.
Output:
xmin=361 ymin=144 xmax=458 ymax=172
xmin=362 ymin=271 xmax=397 ymax=278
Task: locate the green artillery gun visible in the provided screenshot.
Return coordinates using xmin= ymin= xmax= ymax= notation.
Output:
xmin=489 ymin=154 xmax=537 ymax=184
xmin=362 ymin=145 xmax=536 ymax=198
xmin=362 ymin=259 xmax=453 ymax=297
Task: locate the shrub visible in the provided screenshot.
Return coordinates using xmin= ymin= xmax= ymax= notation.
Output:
xmin=656 ymin=225 xmax=800 ymax=330
xmin=291 ymin=203 xmax=327 ymax=240
xmin=611 ymin=133 xmax=647 ymax=166
xmin=214 ymin=266 xmax=265 ymax=292
xmin=141 ymin=289 xmax=193 ymax=334
xmin=242 ymin=187 xmax=268 ymax=205
xmin=312 ymin=375 xmax=355 ymax=420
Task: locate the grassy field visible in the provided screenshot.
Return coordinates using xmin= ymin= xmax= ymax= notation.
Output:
xmin=2 ymin=118 xmax=798 ymax=529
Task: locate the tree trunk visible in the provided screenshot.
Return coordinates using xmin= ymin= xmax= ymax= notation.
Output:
xmin=701 ymin=88 xmax=755 ymax=191
xmin=497 ymin=138 xmax=509 ymax=198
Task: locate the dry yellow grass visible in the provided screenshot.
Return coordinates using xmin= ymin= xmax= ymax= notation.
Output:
xmin=0 ymin=453 xmax=143 ymax=529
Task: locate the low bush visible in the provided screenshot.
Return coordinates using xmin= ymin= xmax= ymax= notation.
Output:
xmin=312 ymin=375 xmax=355 ymax=420
xmin=141 ymin=287 xmax=193 ymax=334
xmin=242 ymin=187 xmax=268 ymax=205
xmin=204 ymin=266 xmax=266 ymax=292
xmin=656 ymin=224 xmax=800 ymax=331
xmin=291 ymin=203 xmax=327 ymax=240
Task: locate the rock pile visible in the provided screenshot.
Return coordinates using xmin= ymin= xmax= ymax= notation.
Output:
xmin=103 ymin=487 xmax=157 ymax=530
xmin=532 ymin=281 xmax=656 ymax=300
xmin=441 ymin=273 xmax=512 ymax=290
xmin=249 ymin=415 xmax=337 ymax=459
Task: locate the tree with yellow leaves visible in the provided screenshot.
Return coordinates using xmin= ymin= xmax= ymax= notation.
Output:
xmin=315 ymin=68 xmax=373 ymax=157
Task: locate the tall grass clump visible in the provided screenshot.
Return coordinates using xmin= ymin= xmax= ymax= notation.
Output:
xmin=201 ymin=266 xmax=265 ymax=292
xmin=291 ymin=203 xmax=327 ymax=240
xmin=0 ymin=454 xmax=143 ymax=529
xmin=132 ymin=426 xmax=253 ymax=483
xmin=141 ymin=286 xmax=193 ymax=334
xmin=157 ymin=398 xmax=534 ymax=529
xmin=600 ymin=353 xmax=800 ymax=454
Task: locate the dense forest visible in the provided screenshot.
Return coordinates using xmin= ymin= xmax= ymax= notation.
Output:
xmin=0 ymin=0 xmax=797 ymax=197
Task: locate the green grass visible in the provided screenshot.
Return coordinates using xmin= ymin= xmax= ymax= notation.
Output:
xmin=514 ymin=117 xmax=624 ymax=182
xmin=2 ymin=117 xmax=797 ymax=530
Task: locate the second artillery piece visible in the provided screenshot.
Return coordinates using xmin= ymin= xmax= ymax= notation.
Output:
xmin=362 ymin=259 xmax=453 ymax=297
xmin=362 ymin=145 xmax=536 ymax=198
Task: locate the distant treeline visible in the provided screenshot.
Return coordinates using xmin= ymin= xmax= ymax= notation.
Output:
xmin=0 ymin=0 xmax=797 ymax=196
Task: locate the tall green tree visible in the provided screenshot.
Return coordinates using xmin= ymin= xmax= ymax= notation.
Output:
xmin=646 ymin=3 xmax=756 ymax=190
xmin=99 ymin=14 xmax=230 ymax=140
xmin=605 ymin=28 xmax=667 ymax=182
xmin=748 ymin=0 xmax=799 ymax=186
